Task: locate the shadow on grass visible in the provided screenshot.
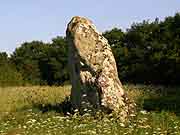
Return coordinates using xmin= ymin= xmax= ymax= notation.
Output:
xmin=31 ymin=97 xmax=112 ymax=116
xmin=32 ymin=97 xmax=73 ymax=115
xmin=143 ymin=96 xmax=180 ymax=116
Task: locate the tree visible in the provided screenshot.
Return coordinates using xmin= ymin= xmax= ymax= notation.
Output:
xmin=103 ymin=13 xmax=180 ymax=84
xmin=11 ymin=41 xmax=44 ymax=84
xmin=11 ymin=37 xmax=69 ymax=85
xmin=0 ymin=52 xmax=24 ymax=86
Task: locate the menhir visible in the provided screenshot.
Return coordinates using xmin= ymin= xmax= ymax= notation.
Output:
xmin=66 ymin=16 xmax=134 ymax=118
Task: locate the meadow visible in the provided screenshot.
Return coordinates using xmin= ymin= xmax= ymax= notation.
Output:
xmin=0 ymin=84 xmax=180 ymax=135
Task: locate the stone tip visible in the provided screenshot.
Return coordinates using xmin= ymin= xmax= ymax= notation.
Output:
xmin=67 ymin=16 xmax=94 ymax=35
xmin=71 ymin=16 xmax=88 ymax=21
xmin=69 ymin=16 xmax=93 ymax=26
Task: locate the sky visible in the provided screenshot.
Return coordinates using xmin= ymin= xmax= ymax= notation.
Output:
xmin=0 ymin=0 xmax=179 ymax=54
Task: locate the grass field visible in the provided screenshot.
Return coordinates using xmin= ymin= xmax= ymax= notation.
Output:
xmin=0 ymin=84 xmax=180 ymax=135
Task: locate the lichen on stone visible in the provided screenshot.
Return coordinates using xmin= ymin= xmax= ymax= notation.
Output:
xmin=66 ymin=16 xmax=135 ymax=119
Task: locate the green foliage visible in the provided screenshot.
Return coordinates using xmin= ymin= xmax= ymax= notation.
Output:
xmin=0 ymin=52 xmax=24 ymax=86
xmin=103 ymin=13 xmax=180 ymax=85
xmin=11 ymin=41 xmax=45 ymax=84
xmin=0 ymin=85 xmax=180 ymax=134
xmin=11 ymin=36 xmax=69 ymax=85
xmin=1 ymin=13 xmax=180 ymax=86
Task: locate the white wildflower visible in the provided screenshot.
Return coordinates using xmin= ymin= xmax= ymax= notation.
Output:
xmin=140 ymin=110 xmax=147 ymax=114
xmin=120 ymin=123 xmax=125 ymax=127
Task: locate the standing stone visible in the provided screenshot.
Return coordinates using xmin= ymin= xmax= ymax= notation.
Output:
xmin=66 ymin=16 xmax=133 ymax=117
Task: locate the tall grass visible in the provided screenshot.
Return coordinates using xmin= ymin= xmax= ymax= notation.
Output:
xmin=0 ymin=84 xmax=180 ymax=135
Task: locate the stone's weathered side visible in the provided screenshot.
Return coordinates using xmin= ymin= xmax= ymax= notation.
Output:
xmin=66 ymin=16 xmax=133 ymax=116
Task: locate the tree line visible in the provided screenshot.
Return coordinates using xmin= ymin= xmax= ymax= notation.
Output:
xmin=0 ymin=13 xmax=180 ymax=86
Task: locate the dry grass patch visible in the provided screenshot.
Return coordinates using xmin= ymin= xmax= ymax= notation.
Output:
xmin=0 ymin=84 xmax=180 ymax=135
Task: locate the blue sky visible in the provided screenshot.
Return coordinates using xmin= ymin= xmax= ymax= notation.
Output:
xmin=0 ymin=0 xmax=179 ymax=54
